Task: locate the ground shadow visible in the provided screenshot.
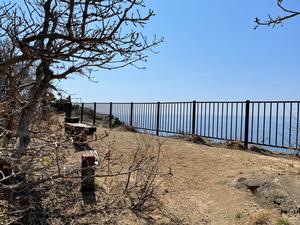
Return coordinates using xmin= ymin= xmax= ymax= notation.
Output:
xmin=81 ymin=191 xmax=96 ymax=205
xmin=4 ymin=189 xmax=49 ymax=225
xmin=73 ymin=142 xmax=93 ymax=151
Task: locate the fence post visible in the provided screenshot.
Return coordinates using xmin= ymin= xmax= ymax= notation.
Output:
xmin=81 ymin=103 xmax=84 ymax=123
xmin=156 ymin=102 xmax=160 ymax=136
xmin=192 ymin=101 xmax=197 ymax=135
xmin=130 ymin=102 xmax=134 ymax=127
xmin=93 ymin=102 xmax=97 ymax=126
xmin=244 ymin=100 xmax=250 ymax=149
xmin=109 ymin=102 xmax=113 ymax=127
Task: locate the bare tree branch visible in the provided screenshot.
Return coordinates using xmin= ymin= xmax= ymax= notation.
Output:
xmin=255 ymin=0 xmax=300 ymax=29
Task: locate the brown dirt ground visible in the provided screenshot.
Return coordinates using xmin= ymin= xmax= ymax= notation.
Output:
xmin=1 ymin=118 xmax=300 ymax=225
xmin=89 ymin=126 xmax=300 ymax=225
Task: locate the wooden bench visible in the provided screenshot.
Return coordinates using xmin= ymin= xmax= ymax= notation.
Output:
xmin=65 ymin=117 xmax=80 ymax=123
xmin=65 ymin=123 xmax=97 ymax=142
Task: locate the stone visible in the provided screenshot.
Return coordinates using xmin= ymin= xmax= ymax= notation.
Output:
xmin=236 ymin=174 xmax=298 ymax=213
xmin=278 ymin=175 xmax=300 ymax=212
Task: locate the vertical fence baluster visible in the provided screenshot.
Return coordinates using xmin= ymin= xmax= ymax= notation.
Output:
xmin=93 ymin=102 xmax=96 ymax=126
xmin=240 ymin=103 xmax=243 ymax=140
xmin=149 ymin=104 xmax=151 ymax=130
xmin=251 ymin=103 xmax=254 ymax=143
xmin=221 ymin=103 xmax=224 ymax=139
xmin=130 ymin=102 xmax=133 ymax=127
xmin=269 ymin=103 xmax=272 ymax=146
xmin=297 ymin=103 xmax=299 ymax=149
xmin=276 ymin=103 xmax=279 ymax=146
xmin=226 ymin=103 xmax=228 ymax=139
xmin=179 ymin=103 xmax=182 ymax=133
xmin=289 ymin=103 xmax=292 ymax=148
xmin=200 ymin=103 xmax=203 ymax=135
xmin=186 ymin=103 xmax=188 ymax=134
xmin=212 ymin=103 xmax=215 ymax=138
xmin=230 ymin=103 xmax=233 ymax=140
xmin=257 ymin=103 xmax=260 ymax=144
xmin=168 ymin=103 xmax=171 ymax=132
xmin=282 ymin=103 xmax=286 ymax=147
xmin=235 ymin=103 xmax=238 ymax=140
xmin=192 ymin=101 xmax=196 ymax=135
xmin=217 ymin=103 xmax=219 ymax=139
xmin=208 ymin=103 xmax=211 ymax=137
xmin=204 ymin=103 xmax=207 ymax=136
xmin=175 ymin=103 xmax=178 ymax=133
xmin=81 ymin=103 xmax=84 ymax=123
xmin=156 ymin=102 xmax=160 ymax=136
xmin=196 ymin=103 xmax=199 ymax=134
xmin=244 ymin=100 xmax=250 ymax=149
xmin=262 ymin=103 xmax=266 ymax=144
xmin=109 ymin=102 xmax=112 ymax=127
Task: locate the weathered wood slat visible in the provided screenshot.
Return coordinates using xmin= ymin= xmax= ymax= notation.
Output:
xmin=65 ymin=122 xmax=97 ymax=143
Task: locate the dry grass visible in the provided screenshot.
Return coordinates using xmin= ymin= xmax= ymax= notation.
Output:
xmin=2 ymin=117 xmax=300 ymax=224
xmin=91 ymin=126 xmax=300 ymax=225
xmin=247 ymin=210 xmax=274 ymax=225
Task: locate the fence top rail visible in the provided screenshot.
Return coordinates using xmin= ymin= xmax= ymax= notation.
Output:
xmin=72 ymin=100 xmax=300 ymax=105
xmin=250 ymin=100 xmax=300 ymax=104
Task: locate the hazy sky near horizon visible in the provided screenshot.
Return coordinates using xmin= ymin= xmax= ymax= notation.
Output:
xmin=60 ymin=0 xmax=300 ymax=102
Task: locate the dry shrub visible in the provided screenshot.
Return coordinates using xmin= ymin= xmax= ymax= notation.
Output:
xmin=0 ymin=115 xmax=173 ymax=224
xmin=249 ymin=145 xmax=274 ymax=156
xmin=92 ymin=133 xmax=172 ymax=220
xmin=248 ymin=210 xmax=274 ymax=225
xmin=181 ymin=134 xmax=213 ymax=146
xmin=226 ymin=140 xmax=245 ymax=150
xmin=115 ymin=124 xmax=137 ymax=133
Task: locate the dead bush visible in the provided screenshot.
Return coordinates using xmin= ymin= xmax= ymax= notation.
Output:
xmin=247 ymin=210 xmax=274 ymax=225
xmin=0 ymin=116 xmax=173 ymax=224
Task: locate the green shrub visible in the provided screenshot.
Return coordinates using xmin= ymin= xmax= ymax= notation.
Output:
xmin=277 ymin=217 xmax=290 ymax=225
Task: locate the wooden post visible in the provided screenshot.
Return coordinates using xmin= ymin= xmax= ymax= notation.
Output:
xmin=81 ymin=154 xmax=96 ymax=191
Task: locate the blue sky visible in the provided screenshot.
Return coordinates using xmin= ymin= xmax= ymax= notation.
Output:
xmin=59 ymin=0 xmax=300 ymax=102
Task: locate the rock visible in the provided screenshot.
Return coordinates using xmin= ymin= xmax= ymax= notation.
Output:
xmin=278 ymin=175 xmax=300 ymax=212
xmin=236 ymin=174 xmax=298 ymax=214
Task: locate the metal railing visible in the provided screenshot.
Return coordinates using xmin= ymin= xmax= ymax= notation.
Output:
xmin=75 ymin=100 xmax=300 ymax=150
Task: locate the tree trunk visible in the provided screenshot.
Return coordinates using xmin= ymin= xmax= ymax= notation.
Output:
xmin=12 ymin=62 xmax=53 ymax=159
xmin=12 ymin=105 xmax=34 ymax=159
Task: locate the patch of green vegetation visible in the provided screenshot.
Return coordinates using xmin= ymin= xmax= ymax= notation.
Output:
xmin=235 ymin=212 xmax=242 ymax=220
xmin=277 ymin=217 xmax=290 ymax=225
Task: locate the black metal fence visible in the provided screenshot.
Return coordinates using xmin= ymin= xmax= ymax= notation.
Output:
xmin=75 ymin=101 xmax=300 ymax=150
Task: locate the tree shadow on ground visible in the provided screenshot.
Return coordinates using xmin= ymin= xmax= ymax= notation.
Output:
xmin=2 ymin=189 xmax=49 ymax=225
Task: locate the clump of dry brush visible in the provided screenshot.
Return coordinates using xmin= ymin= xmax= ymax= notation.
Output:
xmin=0 ymin=106 xmax=173 ymax=224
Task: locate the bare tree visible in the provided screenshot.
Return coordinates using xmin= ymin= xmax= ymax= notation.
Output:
xmin=0 ymin=0 xmax=162 ymax=159
xmin=255 ymin=0 xmax=300 ymax=29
